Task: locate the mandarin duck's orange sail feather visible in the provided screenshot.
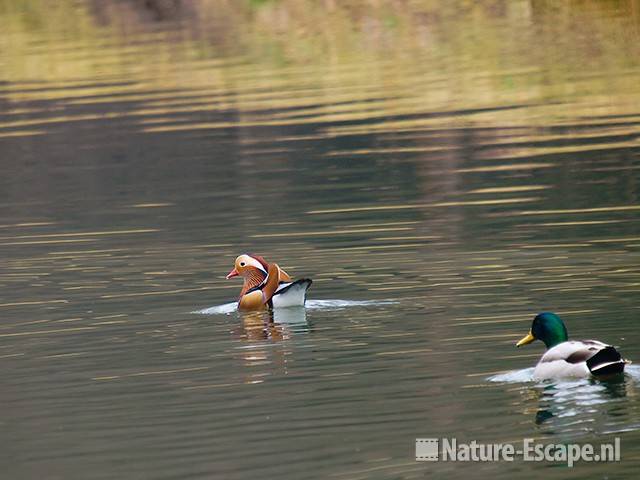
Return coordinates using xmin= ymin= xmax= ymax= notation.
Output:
xmin=250 ymin=253 xmax=292 ymax=282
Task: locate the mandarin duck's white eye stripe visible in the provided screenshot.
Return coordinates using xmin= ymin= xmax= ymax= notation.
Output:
xmin=237 ymin=254 xmax=267 ymax=274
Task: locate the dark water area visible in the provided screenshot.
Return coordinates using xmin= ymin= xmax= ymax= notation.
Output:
xmin=1 ymin=1 xmax=640 ymax=478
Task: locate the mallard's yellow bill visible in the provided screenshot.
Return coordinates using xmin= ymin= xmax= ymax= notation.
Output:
xmin=516 ymin=331 xmax=535 ymax=347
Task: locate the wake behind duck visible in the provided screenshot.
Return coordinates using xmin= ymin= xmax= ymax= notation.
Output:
xmin=194 ymin=299 xmax=396 ymax=316
xmin=488 ymin=365 xmax=640 ymax=384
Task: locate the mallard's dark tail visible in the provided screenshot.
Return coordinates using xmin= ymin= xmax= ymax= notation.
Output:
xmin=587 ymin=346 xmax=627 ymax=376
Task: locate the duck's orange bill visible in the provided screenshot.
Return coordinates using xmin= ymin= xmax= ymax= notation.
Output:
xmin=226 ymin=268 xmax=239 ymax=279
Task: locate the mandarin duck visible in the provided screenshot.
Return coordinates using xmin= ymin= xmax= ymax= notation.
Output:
xmin=226 ymin=254 xmax=312 ymax=311
xmin=516 ymin=312 xmax=629 ymax=380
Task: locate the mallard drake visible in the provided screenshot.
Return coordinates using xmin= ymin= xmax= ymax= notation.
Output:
xmin=226 ymin=254 xmax=312 ymax=311
xmin=516 ymin=312 xmax=629 ymax=380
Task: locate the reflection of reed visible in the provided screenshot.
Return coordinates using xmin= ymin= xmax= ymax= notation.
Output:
xmin=3 ymin=0 xmax=640 ymax=101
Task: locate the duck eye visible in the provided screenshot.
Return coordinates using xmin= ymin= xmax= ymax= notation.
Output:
xmin=240 ymin=262 xmax=246 ymax=267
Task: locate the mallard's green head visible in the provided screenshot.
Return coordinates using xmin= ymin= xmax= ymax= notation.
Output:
xmin=516 ymin=312 xmax=569 ymax=349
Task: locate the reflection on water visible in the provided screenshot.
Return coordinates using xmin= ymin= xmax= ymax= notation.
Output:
xmin=233 ymin=308 xmax=309 ymax=341
xmin=2 ymin=1 xmax=640 ymax=479
xmin=490 ymin=366 xmax=640 ymax=438
xmin=530 ymin=378 xmax=631 ymax=432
